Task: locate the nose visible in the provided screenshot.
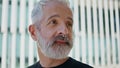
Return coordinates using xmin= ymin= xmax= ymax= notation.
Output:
xmin=57 ymin=24 xmax=69 ymax=35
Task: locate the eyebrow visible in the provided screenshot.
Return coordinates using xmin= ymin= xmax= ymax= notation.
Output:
xmin=67 ymin=17 xmax=73 ymax=23
xmin=47 ymin=14 xmax=73 ymax=22
xmin=47 ymin=14 xmax=60 ymax=20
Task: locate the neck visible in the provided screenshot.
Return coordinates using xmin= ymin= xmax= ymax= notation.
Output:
xmin=37 ymin=47 xmax=69 ymax=68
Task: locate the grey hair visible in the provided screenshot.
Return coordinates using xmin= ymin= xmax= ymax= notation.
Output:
xmin=31 ymin=0 xmax=70 ymax=24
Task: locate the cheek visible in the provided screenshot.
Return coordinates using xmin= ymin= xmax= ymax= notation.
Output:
xmin=69 ymin=32 xmax=73 ymax=39
xmin=40 ymin=28 xmax=56 ymax=41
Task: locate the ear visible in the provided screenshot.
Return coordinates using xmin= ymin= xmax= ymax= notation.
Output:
xmin=29 ymin=24 xmax=37 ymax=41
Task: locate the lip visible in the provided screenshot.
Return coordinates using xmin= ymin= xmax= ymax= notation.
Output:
xmin=55 ymin=40 xmax=66 ymax=44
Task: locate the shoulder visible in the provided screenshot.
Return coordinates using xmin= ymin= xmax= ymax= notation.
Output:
xmin=67 ymin=57 xmax=93 ymax=68
xmin=27 ymin=61 xmax=41 ymax=68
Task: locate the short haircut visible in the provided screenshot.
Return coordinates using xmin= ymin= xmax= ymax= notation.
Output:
xmin=31 ymin=0 xmax=70 ymax=24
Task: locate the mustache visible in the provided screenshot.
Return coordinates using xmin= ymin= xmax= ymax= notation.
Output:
xmin=53 ymin=35 xmax=71 ymax=46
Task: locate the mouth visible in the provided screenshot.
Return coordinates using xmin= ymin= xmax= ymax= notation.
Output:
xmin=55 ymin=40 xmax=69 ymax=45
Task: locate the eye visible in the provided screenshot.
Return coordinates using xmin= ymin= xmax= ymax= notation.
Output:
xmin=66 ymin=21 xmax=73 ymax=27
xmin=67 ymin=23 xmax=72 ymax=27
xmin=49 ymin=19 xmax=58 ymax=25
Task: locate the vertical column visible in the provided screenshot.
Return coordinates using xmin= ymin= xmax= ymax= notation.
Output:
xmin=114 ymin=0 xmax=120 ymax=65
xmin=93 ymin=0 xmax=99 ymax=66
xmin=86 ymin=0 xmax=93 ymax=64
xmin=104 ymin=0 xmax=111 ymax=66
xmin=1 ymin=34 xmax=7 ymax=68
xmin=80 ymin=0 xmax=87 ymax=63
xmin=10 ymin=0 xmax=17 ymax=68
xmin=109 ymin=0 xmax=116 ymax=65
xmin=1 ymin=0 xmax=9 ymax=68
xmin=19 ymin=0 xmax=26 ymax=68
xmin=98 ymin=0 xmax=105 ymax=66
xmin=73 ymin=0 xmax=80 ymax=61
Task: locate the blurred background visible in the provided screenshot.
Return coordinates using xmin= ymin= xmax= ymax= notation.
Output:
xmin=0 ymin=0 xmax=120 ymax=68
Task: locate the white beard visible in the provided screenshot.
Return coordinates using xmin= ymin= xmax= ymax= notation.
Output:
xmin=36 ymin=31 xmax=73 ymax=59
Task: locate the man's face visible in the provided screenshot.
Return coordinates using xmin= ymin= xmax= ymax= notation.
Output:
xmin=35 ymin=2 xmax=73 ymax=59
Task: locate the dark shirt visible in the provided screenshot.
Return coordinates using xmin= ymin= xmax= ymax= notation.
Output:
xmin=28 ymin=57 xmax=93 ymax=68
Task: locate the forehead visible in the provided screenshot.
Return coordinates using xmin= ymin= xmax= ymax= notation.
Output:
xmin=41 ymin=1 xmax=73 ymax=20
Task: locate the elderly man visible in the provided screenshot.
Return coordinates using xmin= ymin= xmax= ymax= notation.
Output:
xmin=28 ymin=0 xmax=92 ymax=68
